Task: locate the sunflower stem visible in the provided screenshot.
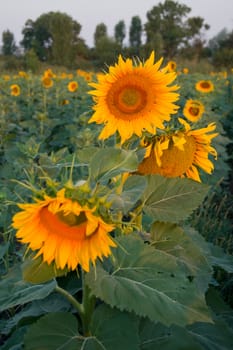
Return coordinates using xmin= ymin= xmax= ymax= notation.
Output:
xmin=54 ymin=285 xmax=84 ymax=317
xmin=81 ymin=271 xmax=96 ymax=336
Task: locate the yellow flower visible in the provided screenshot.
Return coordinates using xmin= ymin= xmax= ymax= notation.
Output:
xmin=42 ymin=76 xmax=53 ymax=89
xmin=88 ymin=51 xmax=179 ymax=144
xmin=167 ymin=60 xmax=177 ymax=72
xmin=43 ymin=68 xmax=56 ymax=79
xmin=183 ymin=100 xmax=204 ymax=122
xmin=68 ymin=81 xmax=78 ymax=92
xmin=10 ymin=84 xmax=21 ymax=96
xmin=137 ymin=119 xmax=218 ymax=182
xmin=183 ymin=68 xmax=189 ymax=74
xmin=12 ymin=189 xmax=116 ymax=272
xmin=195 ymin=80 xmax=214 ymax=93
xmin=18 ymin=71 xmax=28 ymax=78
xmin=61 ymin=99 xmax=70 ymax=105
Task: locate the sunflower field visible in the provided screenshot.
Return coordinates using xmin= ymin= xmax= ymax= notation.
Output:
xmin=1 ymin=53 xmax=233 ymax=349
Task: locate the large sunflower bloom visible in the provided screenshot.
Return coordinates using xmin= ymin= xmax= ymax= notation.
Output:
xmin=183 ymin=99 xmax=204 ymax=122
xmin=195 ymin=80 xmax=214 ymax=93
xmin=88 ymin=51 xmax=179 ymax=144
xmin=12 ymin=189 xmax=116 ymax=272
xmin=137 ymin=119 xmax=218 ymax=182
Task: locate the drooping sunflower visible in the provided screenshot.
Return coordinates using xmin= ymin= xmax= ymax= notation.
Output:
xmin=195 ymin=80 xmax=214 ymax=93
xmin=137 ymin=119 xmax=218 ymax=182
xmin=10 ymin=84 xmax=21 ymax=96
xmin=183 ymin=99 xmax=204 ymax=122
xmin=12 ymin=189 xmax=116 ymax=272
xmin=68 ymin=81 xmax=78 ymax=92
xmin=88 ymin=51 xmax=180 ymax=144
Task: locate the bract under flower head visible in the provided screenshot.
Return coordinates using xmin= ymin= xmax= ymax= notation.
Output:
xmin=88 ymin=51 xmax=179 ymax=144
xmin=138 ymin=119 xmax=218 ymax=182
xmin=12 ymin=189 xmax=116 ymax=272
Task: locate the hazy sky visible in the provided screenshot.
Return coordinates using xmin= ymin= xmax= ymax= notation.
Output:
xmin=0 ymin=0 xmax=233 ymax=47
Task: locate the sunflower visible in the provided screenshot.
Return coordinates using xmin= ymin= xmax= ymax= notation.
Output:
xmin=10 ymin=84 xmax=21 ymax=96
xmin=167 ymin=60 xmax=177 ymax=72
xmin=88 ymin=51 xmax=179 ymax=144
xmin=42 ymin=76 xmax=53 ymax=89
xmin=195 ymin=80 xmax=214 ymax=93
xmin=137 ymin=119 xmax=218 ymax=182
xmin=183 ymin=99 xmax=204 ymax=122
xmin=68 ymin=81 xmax=78 ymax=92
xmin=12 ymin=189 xmax=116 ymax=272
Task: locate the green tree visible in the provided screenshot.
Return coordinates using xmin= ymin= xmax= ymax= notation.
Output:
xmin=114 ymin=20 xmax=126 ymax=47
xmin=20 ymin=12 xmax=84 ymax=66
xmin=2 ymin=29 xmax=16 ymax=55
xmin=129 ymin=16 xmax=142 ymax=55
xmin=94 ymin=23 xmax=107 ymax=47
xmin=145 ymin=0 xmax=208 ymax=58
xmin=94 ymin=36 xmax=121 ymax=67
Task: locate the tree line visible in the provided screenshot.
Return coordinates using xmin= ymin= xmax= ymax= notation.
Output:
xmin=1 ymin=0 xmax=233 ymax=71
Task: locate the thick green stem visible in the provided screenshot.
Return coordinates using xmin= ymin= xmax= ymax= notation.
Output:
xmin=55 ymin=276 xmax=95 ymax=336
xmin=54 ymin=285 xmax=84 ymax=315
xmin=81 ymin=271 xmax=96 ymax=336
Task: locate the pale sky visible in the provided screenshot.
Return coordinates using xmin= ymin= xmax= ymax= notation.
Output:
xmin=0 ymin=0 xmax=233 ymax=47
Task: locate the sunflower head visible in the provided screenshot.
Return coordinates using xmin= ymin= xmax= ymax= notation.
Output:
xmin=183 ymin=99 xmax=204 ymax=122
xmin=12 ymin=189 xmax=116 ymax=272
xmin=68 ymin=81 xmax=79 ymax=92
xmin=88 ymin=51 xmax=180 ymax=144
xmin=10 ymin=84 xmax=21 ymax=96
xmin=167 ymin=60 xmax=177 ymax=72
xmin=137 ymin=119 xmax=218 ymax=182
xmin=42 ymin=76 xmax=54 ymax=89
xmin=195 ymin=80 xmax=214 ymax=93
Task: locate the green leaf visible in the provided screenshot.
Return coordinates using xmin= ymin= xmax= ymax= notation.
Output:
xmin=89 ymin=304 xmax=140 ymax=350
xmin=0 ymin=326 xmax=27 ymax=350
xmin=22 ymin=255 xmax=68 ymax=284
xmin=86 ymin=235 xmax=212 ymax=327
xmin=139 ymin=319 xmax=203 ymax=350
xmin=0 ymin=266 xmax=56 ymax=312
xmin=109 ymin=175 xmax=147 ymax=214
xmin=150 ymin=222 xmax=213 ymax=292
xmin=142 ymin=175 xmax=209 ymax=223
xmin=184 ymin=226 xmax=233 ymax=273
xmin=187 ymin=321 xmax=233 ymax=350
xmin=2 ymin=293 xmax=73 ymax=335
xmin=89 ymin=148 xmax=138 ymax=183
xmin=139 ymin=317 xmax=233 ymax=350
xmin=24 ymin=312 xmax=82 ymax=350
xmin=0 ymin=242 xmax=9 ymax=260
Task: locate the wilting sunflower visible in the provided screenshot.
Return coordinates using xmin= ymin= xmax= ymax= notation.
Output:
xmin=68 ymin=81 xmax=78 ymax=92
xmin=137 ymin=119 xmax=218 ymax=182
xmin=88 ymin=51 xmax=179 ymax=144
xmin=195 ymin=80 xmax=214 ymax=93
xmin=183 ymin=99 xmax=204 ymax=122
xmin=167 ymin=60 xmax=177 ymax=72
xmin=12 ymin=189 xmax=116 ymax=272
xmin=10 ymin=84 xmax=21 ymax=96
xmin=42 ymin=76 xmax=53 ymax=89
